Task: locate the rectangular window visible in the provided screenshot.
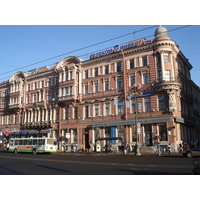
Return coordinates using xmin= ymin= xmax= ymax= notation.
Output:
xmin=164 ymin=53 xmax=170 ymax=63
xmin=130 ymin=59 xmax=135 ymax=69
xmin=143 ymin=73 xmax=149 ymax=84
xmin=105 ymin=81 xmax=109 ymax=91
xmin=85 ymin=70 xmax=89 ymax=79
xmin=130 ymin=75 xmax=136 ymax=86
xmin=95 ymin=104 xmax=99 ymax=117
xmin=65 ymin=87 xmax=69 ymax=95
xmin=142 ymin=56 xmax=148 ymax=66
xmin=65 ymin=108 xmax=68 ymax=120
xmin=144 ymin=97 xmax=150 ymax=112
xmin=95 ymin=68 xmax=99 ymax=77
xmin=165 ymin=70 xmax=170 ymax=81
xmin=131 ymin=99 xmax=136 ymax=113
xmin=94 ymin=83 xmax=99 ymax=92
xmin=85 ymin=85 xmax=88 ymax=94
xmin=118 ymin=101 xmax=124 ymax=115
xmin=85 ymin=106 xmax=89 ymax=118
xmin=117 ymin=62 xmax=122 ymax=72
xmin=69 ymin=86 xmax=73 ymax=95
xmin=62 ymin=88 xmax=65 ymax=96
xmin=65 ymin=72 xmax=69 ymax=81
xmin=74 ymin=107 xmax=78 ymax=119
xmin=158 ymin=96 xmax=165 ymax=111
xmin=55 ymin=90 xmax=58 ymax=99
xmin=117 ymin=78 xmax=123 ymax=89
xmin=105 ymin=103 xmax=110 ymax=116
xmin=105 ymin=65 xmax=109 ymax=74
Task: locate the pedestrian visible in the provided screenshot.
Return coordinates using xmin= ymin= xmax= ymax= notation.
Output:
xmin=71 ymin=143 xmax=73 ymax=153
xmin=127 ymin=143 xmax=131 ymax=153
xmin=179 ymin=142 xmax=183 ymax=153
xmin=86 ymin=143 xmax=90 ymax=153
xmin=168 ymin=143 xmax=171 ymax=154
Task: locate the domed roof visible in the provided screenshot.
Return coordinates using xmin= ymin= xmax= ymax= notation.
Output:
xmin=154 ymin=26 xmax=169 ymax=38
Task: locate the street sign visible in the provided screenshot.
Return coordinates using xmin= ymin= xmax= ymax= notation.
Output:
xmin=137 ymin=128 xmax=141 ymax=134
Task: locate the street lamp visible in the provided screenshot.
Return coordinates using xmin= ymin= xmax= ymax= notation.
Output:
xmin=128 ymin=83 xmax=143 ymax=156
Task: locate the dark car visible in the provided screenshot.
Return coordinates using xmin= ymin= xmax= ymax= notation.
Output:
xmin=193 ymin=158 xmax=200 ymax=175
xmin=183 ymin=146 xmax=200 ymax=158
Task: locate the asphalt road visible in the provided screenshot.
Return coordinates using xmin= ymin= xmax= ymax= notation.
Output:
xmin=0 ymin=151 xmax=195 ymax=175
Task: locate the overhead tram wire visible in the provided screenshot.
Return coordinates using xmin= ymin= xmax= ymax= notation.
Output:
xmin=0 ymin=25 xmax=158 ymax=78
xmin=0 ymin=25 xmax=191 ymax=81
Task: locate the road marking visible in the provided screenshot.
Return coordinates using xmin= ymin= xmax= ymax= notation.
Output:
xmin=0 ymin=155 xmax=192 ymax=169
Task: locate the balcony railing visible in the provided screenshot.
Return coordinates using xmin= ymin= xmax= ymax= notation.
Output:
xmin=23 ymin=121 xmax=52 ymax=128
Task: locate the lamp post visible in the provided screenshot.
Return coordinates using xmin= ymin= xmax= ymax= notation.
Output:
xmin=129 ymin=84 xmax=142 ymax=156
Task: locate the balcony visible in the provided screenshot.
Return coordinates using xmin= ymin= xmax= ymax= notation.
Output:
xmin=23 ymin=121 xmax=52 ymax=129
xmin=58 ymin=95 xmax=76 ymax=101
xmin=9 ymin=104 xmax=23 ymax=111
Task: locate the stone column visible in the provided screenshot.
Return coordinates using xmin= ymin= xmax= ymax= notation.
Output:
xmin=160 ymin=51 xmax=165 ymax=80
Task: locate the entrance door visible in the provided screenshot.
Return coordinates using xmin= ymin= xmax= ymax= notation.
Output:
xmin=83 ymin=128 xmax=89 ymax=150
xmin=144 ymin=124 xmax=152 ymax=146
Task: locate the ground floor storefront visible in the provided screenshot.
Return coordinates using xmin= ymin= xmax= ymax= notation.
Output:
xmin=57 ymin=116 xmax=200 ymax=153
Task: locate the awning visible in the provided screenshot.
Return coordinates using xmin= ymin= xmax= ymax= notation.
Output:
xmin=15 ymin=131 xmax=22 ymax=135
xmin=95 ymin=137 xmax=122 ymax=141
xmin=21 ymin=130 xmax=28 ymax=135
xmin=28 ymin=130 xmax=38 ymax=135
xmin=11 ymin=132 xmax=16 ymax=136
xmin=39 ymin=129 xmax=51 ymax=134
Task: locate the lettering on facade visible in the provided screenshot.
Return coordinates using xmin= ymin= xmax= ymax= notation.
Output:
xmin=90 ymin=39 xmax=152 ymax=59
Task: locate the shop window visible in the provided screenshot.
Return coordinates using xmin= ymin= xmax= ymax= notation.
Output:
xmin=118 ymin=126 xmax=125 ymax=142
xmin=131 ymin=125 xmax=137 ymax=142
xmin=144 ymin=124 xmax=152 ymax=146
xmin=95 ymin=128 xmax=100 ymax=139
xmin=158 ymin=123 xmax=168 ymax=141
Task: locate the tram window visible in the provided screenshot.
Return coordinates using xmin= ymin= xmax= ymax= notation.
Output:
xmin=14 ymin=140 xmax=19 ymax=145
xmin=9 ymin=140 xmax=14 ymax=146
xmin=19 ymin=140 xmax=23 ymax=145
xmin=38 ymin=139 xmax=45 ymax=145
xmin=33 ymin=140 xmax=37 ymax=145
xmin=23 ymin=140 xmax=28 ymax=145
xmin=28 ymin=139 xmax=33 ymax=145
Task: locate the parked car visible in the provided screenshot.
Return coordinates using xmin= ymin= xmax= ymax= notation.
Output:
xmin=193 ymin=158 xmax=200 ymax=175
xmin=183 ymin=146 xmax=200 ymax=158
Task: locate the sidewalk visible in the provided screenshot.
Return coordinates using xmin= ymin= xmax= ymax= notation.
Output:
xmin=55 ymin=150 xmax=182 ymax=157
xmin=0 ymin=148 xmax=183 ymax=157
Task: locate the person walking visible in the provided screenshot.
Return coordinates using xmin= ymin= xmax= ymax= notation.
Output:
xmin=168 ymin=143 xmax=171 ymax=154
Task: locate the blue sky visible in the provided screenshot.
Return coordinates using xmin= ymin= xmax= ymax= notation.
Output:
xmin=0 ymin=25 xmax=200 ymax=86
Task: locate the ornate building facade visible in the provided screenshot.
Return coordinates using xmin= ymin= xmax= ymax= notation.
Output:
xmin=0 ymin=26 xmax=200 ymax=152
